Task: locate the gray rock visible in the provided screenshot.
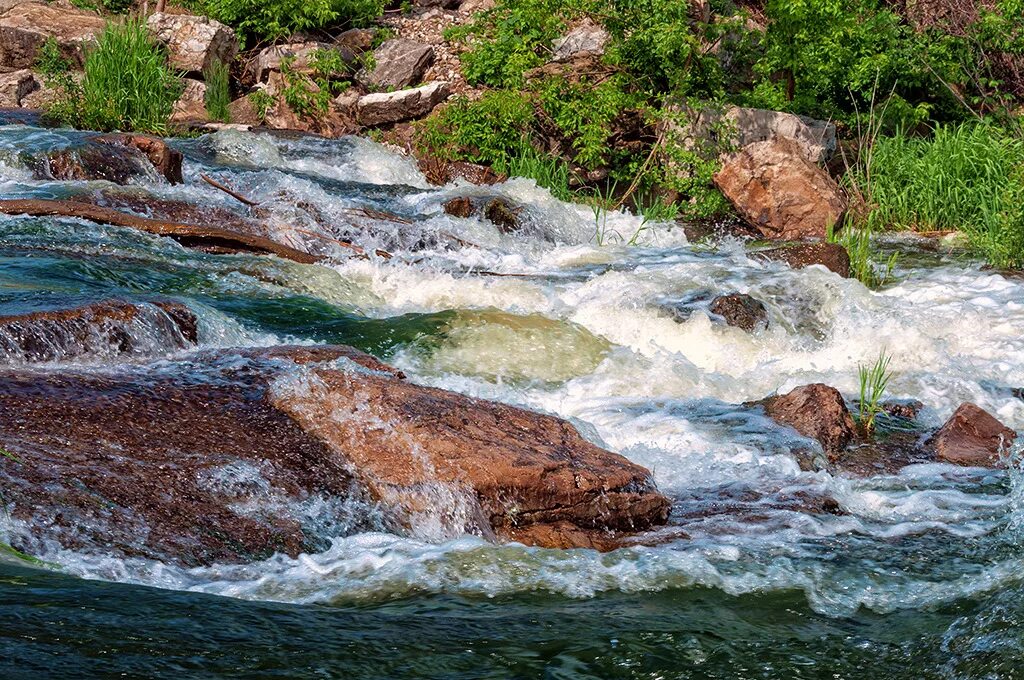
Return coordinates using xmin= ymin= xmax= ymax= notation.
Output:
xmin=361 ymin=39 xmax=434 ymax=90
xmin=552 ymin=19 xmax=610 ymax=62
xmin=169 ymin=78 xmax=207 ymax=125
xmin=356 ymin=81 xmax=449 ymax=126
xmin=146 ymin=12 xmax=237 ymax=74
xmin=252 ymin=42 xmax=353 ymax=83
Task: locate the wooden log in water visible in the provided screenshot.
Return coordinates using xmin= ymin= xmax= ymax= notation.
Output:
xmin=0 ymin=198 xmax=322 ymax=265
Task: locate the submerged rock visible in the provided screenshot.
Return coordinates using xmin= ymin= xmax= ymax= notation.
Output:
xmin=0 ymin=299 xmax=198 ymax=365
xmin=714 ymin=139 xmax=847 ymax=240
xmin=709 ymin=293 xmax=768 ymax=332
xmin=40 ymin=134 xmax=183 ymax=186
xmin=755 ymin=241 xmax=851 ymax=277
xmin=0 ymin=346 xmax=669 ymax=565
xmin=761 ymin=384 xmax=857 ymax=461
xmin=929 ymin=403 xmax=1017 ymax=467
xmin=483 ymin=198 xmax=521 ymax=233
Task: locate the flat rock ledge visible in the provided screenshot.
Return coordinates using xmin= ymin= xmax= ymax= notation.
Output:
xmin=0 ymin=344 xmax=670 ymax=566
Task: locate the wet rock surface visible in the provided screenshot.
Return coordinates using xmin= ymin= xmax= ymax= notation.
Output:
xmin=0 ymin=300 xmax=198 ymax=365
xmin=38 ymin=135 xmax=183 ymax=186
xmin=929 ymin=402 xmax=1017 ymax=467
xmin=756 ymin=241 xmax=851 ymax=277
xmin=0 ymin=346 xmax=670 ymax=565
xmin=761 ymin=384 xmax=857 ymax=460
xmin=709 ymin=293 xmax=768 ymax=332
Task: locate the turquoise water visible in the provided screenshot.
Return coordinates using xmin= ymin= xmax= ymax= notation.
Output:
xmin=1 ymin=124 xmax=1023 ymax=678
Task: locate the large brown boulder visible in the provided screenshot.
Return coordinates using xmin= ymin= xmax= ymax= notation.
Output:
xmin=0 ymin=346 xmax=669 ymax=565
xmin=95 ymin=133 xmax=184 ymax=184
xmin=360 ymin=38 xmax=434 ymax=90
xmin=762 ymin=384 xmax=856 ymax=460
xmin=0 ymin=300 xmax=197 ymax=365
xmin=678 ymin=106 xmax=837 ymax=164
xmin=714 ymin=138 xmax=848 ymax=240
xmin=146 ymin=12 xmax=237 ymax=74
xmin=929 ymin=403 xmax=1017 ymax=467
xmin=755 ymin=242 xmax=851 ymax=277
xmin=357 ymin=81 xmax=450 ymax=126
xmin=0 ymin=3 xmax=105 ymax=71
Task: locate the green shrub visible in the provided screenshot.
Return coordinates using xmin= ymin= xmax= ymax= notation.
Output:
xmin=200 ymin=0 xmax=383 ymax=45
xmin=203 ymin=60 xmax=232 ymax=123
xmin=42 ymin=20 xmax=180 ymax=134
xmin=417 ymin=91 xmax=535 ymax=167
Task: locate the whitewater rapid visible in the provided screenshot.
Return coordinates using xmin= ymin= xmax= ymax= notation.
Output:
xmin=1 ymin=125 xmax=1023 ymax=619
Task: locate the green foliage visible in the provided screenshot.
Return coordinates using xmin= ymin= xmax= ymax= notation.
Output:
xmin=862 ymin=123 xmax=1024 ymax=268
xmin=417 ymin=91 xmax=535 ymax=167
xmin=199 ymin=0 xmax=383 ymax=46
xmin=503 ymin=146 xmax=573 ymax=202
xmin=857 ymin=350 xmax=893 ymax=437
xmin=42 ymin=20 xmax=180 ymax=134
xmin=248 ymin=89 xmax=274 ymax=120
xmin=827 ymin=220 xmax=898 ymax=287
xmin=203 ymin=60 xmax=232 ymax=123
xmin=275 ymin=51 xmax=350 ymax=120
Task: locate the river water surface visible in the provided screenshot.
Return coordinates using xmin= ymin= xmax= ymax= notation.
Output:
xmin=1 ymin=124 xmax=1023 ymax=678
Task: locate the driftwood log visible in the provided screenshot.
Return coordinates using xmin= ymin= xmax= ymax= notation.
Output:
xmin=0 ymin=199 xmax=321 ymax=265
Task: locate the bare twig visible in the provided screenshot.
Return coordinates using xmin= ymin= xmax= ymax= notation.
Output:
xmin=201 ymin=173 xmax=259 ymax=207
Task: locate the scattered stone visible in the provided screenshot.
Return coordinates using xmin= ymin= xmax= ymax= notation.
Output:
xmin=709 ymin=293 xmax=768 ymax=332
xmin=0 ymin=346 xmax=670 ymax=565
xmin=714 ymin=139 xmax=848 ymax=240
xmin=443 ymin=196 xmax=475 ymax=218
xmin=483 ymin=198 xmax=520 ymax=233
xmin=146 ymin=12 xmax=238 ymax=74
xmin=169 ymin=78 xmax=208 ymax=126
xmin=95 ymin=133 xmax=184 ymax=185
xmin=929 ymin=403 xmax=1017 ymax=467
xmin=361 ymin=38 xmax=434 ymax=90
xmin=0 ymin=300 xmax=198 ymax=365
xmin=551 ymin=19 xmax=611 ymax=62
xmin=460 ymin=0 xmax=496 ymax=12
xmin=756 ymin=242 xmax=851 ymax=277
xmin=762 ymin=384 xmax=856 ymax=459
xmin=356 ymin=81 xmax=449 ymax=126
xmin=881 ymin=399 xmax=924 ymax=421
xmin=0 ymin=68 xmax=36 ymax=107
xmin=0 ymin=3 xmax=105 ymax=71
xmin=252 ymin=42 xmax=352 ymax=83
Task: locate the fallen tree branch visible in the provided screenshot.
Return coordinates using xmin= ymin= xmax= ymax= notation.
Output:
xmin=0 ymin=199 xmax=322 ymax=265
xmin=201 ymin=173 xmax=259 ymax=207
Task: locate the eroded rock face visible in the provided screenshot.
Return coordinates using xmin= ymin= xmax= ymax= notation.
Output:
xmin=709 ymin=293 xmax=768 ymax=332
xmin=0 ymin=300 xmax=198 ymax=365
xmin=930 ymin=403 xmax=1017 ymax=467
xmin=714 ymin=139 xmax=848 ymax=240
xmin=357 ymin=81 xmax=449 ymax=126
xmin=0 ymin=3 xmax=105 ymax=71
xmin=679 ymin=106 xmax=837 ymax=164
xmin=762 ymin=384 xmax=857 ymax=459
xmin=170 ymin=78 xmax=208 ymax=125
xmin=755 ymin=242 xmax=851 ymax=277
xmin=0 ymin=68 xmax=37 ymax=107
xmin=361 ymin=39 xmax=434 ymax=90
xmin=0 ymin=346 xmax=670 ymax=565
xmin=146 ymin=12 xmax=238 ymax=74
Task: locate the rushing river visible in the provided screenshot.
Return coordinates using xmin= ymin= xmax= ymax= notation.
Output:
xmin=1 ymin=123 xmax=1023 ymax=678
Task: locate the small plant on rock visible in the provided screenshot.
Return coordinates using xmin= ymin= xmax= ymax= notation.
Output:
xmin=857 ymin=350 xmax=893 ymax=437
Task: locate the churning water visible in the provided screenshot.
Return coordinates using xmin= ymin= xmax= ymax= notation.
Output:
xmin=1 ymin=124 xmax=1023 ymax=678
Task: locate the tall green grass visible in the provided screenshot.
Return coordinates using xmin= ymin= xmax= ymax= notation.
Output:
xmin=45 ymin=20 xmax=180 ymax=134
xmin=203 ymin=60 xmax=232 ymax=124
xmin=860 ymin=123 xmax=1024 ymax=269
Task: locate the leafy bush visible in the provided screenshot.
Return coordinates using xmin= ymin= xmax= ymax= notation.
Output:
xmin=200 ymin=0 xmax=384 ymax=45
xmin=40 ymin=20 xmax=180 ymax=134
xmin=417 ymin=91 xmax=535 ymax=167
